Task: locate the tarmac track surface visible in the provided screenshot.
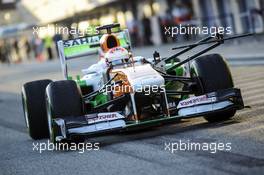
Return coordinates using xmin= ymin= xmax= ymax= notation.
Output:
xmin=0 ymin=60 xmax=263 ymax=175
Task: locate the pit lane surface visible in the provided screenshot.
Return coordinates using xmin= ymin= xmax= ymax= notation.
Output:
xmin=0 ymin=58 xmax=263 ymax=175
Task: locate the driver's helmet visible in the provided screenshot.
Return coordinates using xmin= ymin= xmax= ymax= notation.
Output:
xmin=105 ymin=46 xmax=129 ymax=66
xmin=100 ymin=34 xmax=120 ymax=53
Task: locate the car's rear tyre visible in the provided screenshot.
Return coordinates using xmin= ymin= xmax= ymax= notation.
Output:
xmin=46 ymin=80 xmax=85 ymax=144
xmin=191 ymin=54 xmax=236 ymax=122
xmin=22 ymin=79 xmax=52 ymax=139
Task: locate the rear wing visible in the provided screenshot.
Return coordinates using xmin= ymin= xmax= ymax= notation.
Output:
xmin=57 ymin=29 xmax=131 ymax=79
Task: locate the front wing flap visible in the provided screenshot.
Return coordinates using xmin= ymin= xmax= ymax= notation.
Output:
xmin=176 ymin=88 xmax=244 ymax=116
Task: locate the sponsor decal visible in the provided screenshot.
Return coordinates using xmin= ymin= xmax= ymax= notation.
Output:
xmin=63 ymin=36 xmax=100 ymax=47
xmin=85 ymin=112 xmax=124 ymax=124
xmin=177 ymin=95 xmax=216 ymax=109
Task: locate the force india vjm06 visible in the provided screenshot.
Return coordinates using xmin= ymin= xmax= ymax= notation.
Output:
xmin=22 ymin=23 xmax=250 ymax=143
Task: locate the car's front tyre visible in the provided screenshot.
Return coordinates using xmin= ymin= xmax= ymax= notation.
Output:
xmin=45 ymin=80 xmax=85 ymax=144
xmin=191 ymin=54 xmax=236 ymax=122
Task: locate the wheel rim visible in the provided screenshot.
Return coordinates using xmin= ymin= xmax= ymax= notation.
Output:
xmin=46 ymin=98 xmax=55 ymax=142
xmin=21 ymin=91 xmax=29 ymax=128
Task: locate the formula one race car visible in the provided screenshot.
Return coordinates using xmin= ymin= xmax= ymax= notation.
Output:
xmin=22 ymin=23 xmax=250 ymax=143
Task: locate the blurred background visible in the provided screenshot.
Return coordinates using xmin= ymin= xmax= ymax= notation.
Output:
xmin=0 ymin=0 xmax=264 ymax=63
xmin=0 ymin=2 xmax=264 ymax=174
